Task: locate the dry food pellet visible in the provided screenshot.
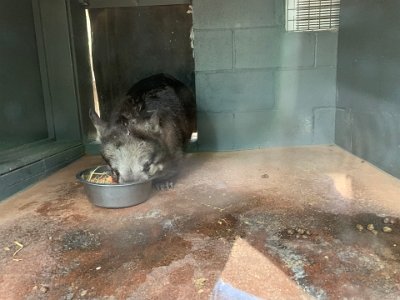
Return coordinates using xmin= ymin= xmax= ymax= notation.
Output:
xmin=296 ymin=228 xmax=305 ymax=234
xmin=367 ymin=224 xmax=375 ymax=231
xmin=356 ymin=224 xmax=364 ymax=231
xmin=383 ymin=226 xmax=393 ymax=233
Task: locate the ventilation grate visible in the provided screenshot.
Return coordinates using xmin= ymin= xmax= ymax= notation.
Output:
xmin=286 ymin=0 xmax=340 ymax=32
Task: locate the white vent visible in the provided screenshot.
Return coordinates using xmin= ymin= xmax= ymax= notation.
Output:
xmin=286 ymin=0 xmax=340 ymax=32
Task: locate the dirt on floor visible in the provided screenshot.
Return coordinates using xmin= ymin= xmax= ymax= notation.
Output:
xmin=0 ymin=146 xmax=400 ymax=299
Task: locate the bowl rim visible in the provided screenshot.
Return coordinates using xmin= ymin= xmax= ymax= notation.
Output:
xmin=76 ymin=165 xmax=152 ymax=187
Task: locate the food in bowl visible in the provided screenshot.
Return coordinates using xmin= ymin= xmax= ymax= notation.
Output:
xmin=82 ymin=166 xmax=117 ymax=184
xmin=76 ymin=165 xmax=152 ymax=208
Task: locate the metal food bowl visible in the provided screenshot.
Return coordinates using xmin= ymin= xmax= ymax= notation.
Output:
xmin=76 ymin=165 xmax=152 ymax=208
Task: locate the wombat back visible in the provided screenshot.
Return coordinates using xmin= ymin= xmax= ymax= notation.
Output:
xmin=90 ymin=73 xmax=196 ymax=184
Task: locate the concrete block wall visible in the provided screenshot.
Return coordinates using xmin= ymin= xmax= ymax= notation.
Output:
xmin=336 ymin=0 xmax=400 ymax=178
xmin=192 ymin=0 xmax=338 ymax=151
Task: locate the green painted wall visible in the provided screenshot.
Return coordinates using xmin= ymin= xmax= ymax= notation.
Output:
xmin=193 ymin=0 xmax=338 ymax=151
xmin=336 ymin=0 xmax=400 ymax=178
xmin=0 ymin=0 xmax=48 ymax=150
xmin=0 ymin=0 xmax=85 ymax=201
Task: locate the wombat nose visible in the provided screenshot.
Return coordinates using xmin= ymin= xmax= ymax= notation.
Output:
xmin=111 ymin=169 xmax=119 ymax=182
xmin=119 ymin=173 xmax=138 ymax=184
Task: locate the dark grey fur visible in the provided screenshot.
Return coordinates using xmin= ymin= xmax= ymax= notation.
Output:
xmin=90 ymin=74 xmax=196 ymax=188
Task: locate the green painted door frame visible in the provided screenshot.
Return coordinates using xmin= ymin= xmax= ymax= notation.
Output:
xmin=33 ymin=0 xmax=83 ymax=142
xmin=0 ymin=0 xmax=88 ymax=200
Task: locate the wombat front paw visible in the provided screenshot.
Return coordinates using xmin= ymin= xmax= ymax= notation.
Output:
xmin=154 ymin=180 xmax=174 ymax=191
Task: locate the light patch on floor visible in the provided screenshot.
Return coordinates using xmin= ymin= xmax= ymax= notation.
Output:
xmin=327 ymin=173 xmax=354 ymax=199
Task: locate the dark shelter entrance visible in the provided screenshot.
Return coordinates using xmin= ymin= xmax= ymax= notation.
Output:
xmin=88 ymin=3 xmax=195 ymax=121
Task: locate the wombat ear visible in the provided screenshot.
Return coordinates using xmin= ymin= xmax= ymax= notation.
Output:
xmin=89 ymin=108 xmax=106 ymax=136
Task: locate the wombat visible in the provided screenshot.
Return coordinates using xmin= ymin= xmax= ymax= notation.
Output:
xmin=89 ymin=73 xmax=196 ymax=189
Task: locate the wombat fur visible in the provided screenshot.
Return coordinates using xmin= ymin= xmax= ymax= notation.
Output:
xmin=90 ymin=73 xmax=196 ymax=188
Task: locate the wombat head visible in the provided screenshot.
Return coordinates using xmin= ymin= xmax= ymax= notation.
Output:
xmin=89 ymin=109 xmax=167 ymax=183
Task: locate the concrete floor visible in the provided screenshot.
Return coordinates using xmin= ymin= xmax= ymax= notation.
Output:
xmin=1 ymin=146 xmax=400 ymax=299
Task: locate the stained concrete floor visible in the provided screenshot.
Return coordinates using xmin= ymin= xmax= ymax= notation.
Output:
xmin=1 ymin=146 xmax=400 ymax=299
